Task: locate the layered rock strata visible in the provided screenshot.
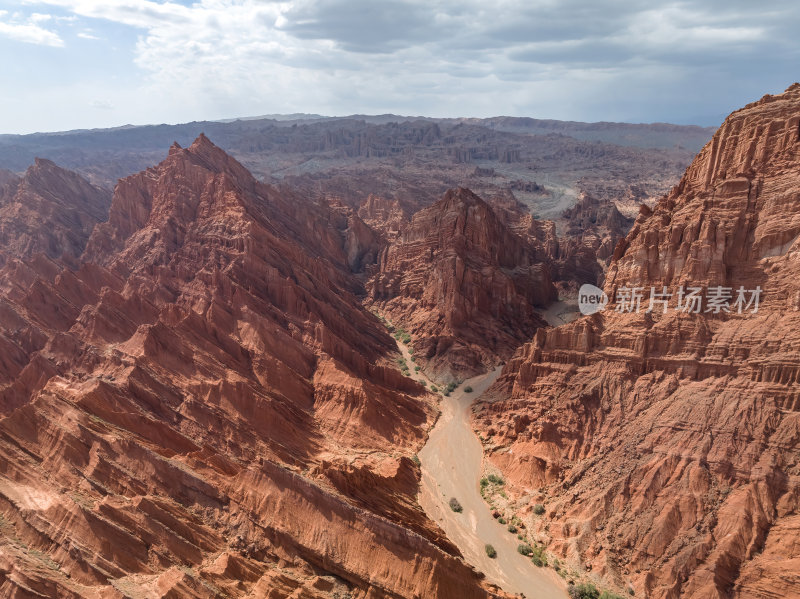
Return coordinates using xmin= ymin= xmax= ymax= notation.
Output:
xmin=473 ymin=84 xmax=800 ymax=598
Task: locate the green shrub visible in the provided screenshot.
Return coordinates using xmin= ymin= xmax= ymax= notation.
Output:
xmin=446 ymin=382 xmax=456 ymax=392
xmin=479 ymin=478 xmax=489 ymax=487
xmin=431 ymin=386 xmax=438 ymax=393
xmin=533 ymin=503 xmax=545 ymax=515
xmin=568 ymin=583 xmax=600 ymax=599
xmin=600 ymin=592 xmax=628 ymax=599
xmin=449 ymin=497 xmax=463 ymax=513
xmin=517 ymin=544 xmax=533 ymax=556
xmin=487 ymin=474 xmax=504 ymax=485
xmin=498 ymin=517 xmax=506 ymax=524
xmin=443 ymin=390 xmax=450 ymax=396
xmin=420 ymin=380 xmax=427 ymax=387
xmin=414 ymin=365 xmax=420 ymax=371
xmin=464 ymin=386 xmax=473 ymax=392
xmin=484 ymin=544 xmax=496 ymax=558
xmin=411 ymin=455 xmax=421 ymax=466
xmin=507 ymin=524 xmax=517 ymax=533
xmin=530 ymin=544 xmax=547 ymax=567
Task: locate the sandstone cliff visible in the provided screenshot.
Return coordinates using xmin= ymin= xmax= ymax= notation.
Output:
xmin=0 ymin=137 xmax=508 ymax=598
xmin=0 ymin=158 xmax=110 ymax=268
xmin=369 ymin=187 xmax=556 ymax=378
xmin=498 ymin=191 xmax=634 ymax=291
xmin=473 ymin=83 xmax=800 ymax=598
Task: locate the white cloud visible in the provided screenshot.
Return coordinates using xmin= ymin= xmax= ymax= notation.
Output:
xmin=0 ymin=9 xmax=63 ymax=46
xmin=4 ymin=0 xmax=800 ymax=131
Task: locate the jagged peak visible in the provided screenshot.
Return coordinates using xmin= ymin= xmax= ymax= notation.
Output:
xmin=436 ymin=186 xmax=492 ymax=213
xmin=24 ymin=157 xmax=102 ymax=197
xmin=33 ymin=157 xmax=58 ymax=169
xmin=163 ymin=133 xmax=255 ymax=186
xmin=189 ymin=132 xmax=213 ymax=150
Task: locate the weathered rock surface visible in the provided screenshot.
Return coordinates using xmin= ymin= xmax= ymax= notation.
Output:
xmin=0 ymin=137 xmax=509 ymax=598
xmin=369 ymin=187 xmax=555 ymax=378
xmin=473 ymin=83 xmax=800 ymax=597
xmin=0 ymin=159 xmax=110 ymax=268
xmin=357 ymin=194 xmax=407 ymax=244
xmin=495 ymin=191 xmax=634 ymax=291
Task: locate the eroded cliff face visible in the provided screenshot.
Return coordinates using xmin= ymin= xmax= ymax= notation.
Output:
xmin=496 ymin=191 xmax=634 ymax=292
xmin=0 ymin=159 xmax=110 ymax=268
xmin=368 ymin=187 xmax=556 ymax=378
xmin=472 ymin=84 xmax=800 ymax=598
xmin=0 ymin=136 xmax=508 ymax=598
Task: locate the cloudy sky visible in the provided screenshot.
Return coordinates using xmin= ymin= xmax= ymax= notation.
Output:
xmin=0 ymin=0 xmax=797 ymax=134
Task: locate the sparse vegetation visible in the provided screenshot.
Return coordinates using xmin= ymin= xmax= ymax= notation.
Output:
xmin=600 ymin=592 xmax=628 ymax=599
xmin=487 ymin=474 xmax=504 ymax=485
xmin=464 ymin=385 xmax=473 ymax=392
xmin=411 ymin=455 xmax=421 ymax=466
xmin=530 ymin=544 xmax=547 ymax=567
xmin=430 ymin=386 xmax=438 ymax=393
xmin=449 ymin=497 xmax=463 ymax=512
xmin=485 ymin=544 xmax=497 ymax=558
xmin=568 ymin=583 xmax=600 ymax=599
xmin=533 ymin=503 xmax=545 ymax=515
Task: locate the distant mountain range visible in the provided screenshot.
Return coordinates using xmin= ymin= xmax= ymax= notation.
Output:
xmin=0 ymin=113 xmax=715 ymax=222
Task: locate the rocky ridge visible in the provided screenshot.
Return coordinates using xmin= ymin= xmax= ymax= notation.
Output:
xmin=368 ymin=187 xmax=556 ymax=378
xmin=0 ymin=158 xmax=110 ymax=268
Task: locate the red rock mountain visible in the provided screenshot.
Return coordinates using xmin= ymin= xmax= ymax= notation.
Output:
xmin=0 ymin=136 xmax=510 ymax=598
xmin=368 ymin=187 xmax=556 ymax=378
xmin=492 ymin=191 xmax=634 ymax=291
xmin=0 ymin=158 xmax=110 ymax=268
xmin=473 ymin=83 xmax=800 ymax=597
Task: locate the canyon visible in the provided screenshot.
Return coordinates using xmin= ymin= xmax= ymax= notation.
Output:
xmin=0 ymin=84 xmax=797 ymax=599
